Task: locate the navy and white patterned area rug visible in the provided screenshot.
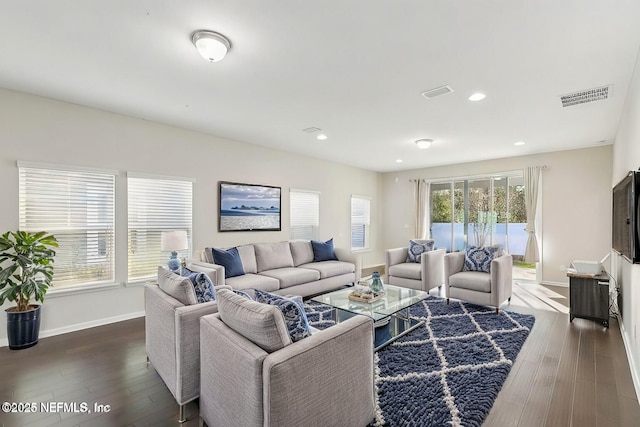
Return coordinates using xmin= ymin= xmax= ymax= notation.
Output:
xmin=304 ymin=296 xmax=535 ymax=427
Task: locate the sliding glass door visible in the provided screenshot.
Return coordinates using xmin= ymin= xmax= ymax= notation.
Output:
xmin=429 ymin=173 xmax=536 ymax=281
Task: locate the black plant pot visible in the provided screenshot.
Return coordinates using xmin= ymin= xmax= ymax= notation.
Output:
xmin=6 ymin=304 xmax=41 ymax=350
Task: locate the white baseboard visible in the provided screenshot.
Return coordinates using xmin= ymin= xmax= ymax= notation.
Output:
xmin=618 ymin=317 xmax=640 ymax=404
xmin=0 ymin=311 xmax=145 ymax=348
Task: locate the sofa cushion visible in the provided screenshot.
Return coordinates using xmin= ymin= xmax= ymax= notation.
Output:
xmin=237 ymin=244 xmax=258 ymax=274
xmin=290 ymin=240 xmax=314 ymax=266
xmin=213 ymin=247 xmax=245 ymax=278
xmin=449 ymin=271 xmax=492 ymax=293
xmin=463 ymin=246 xmax=499 ymax=273
xmin=157 ymin=267 xmax=198 ymax=306
xmin=216 ymin=289 xmax=292 ymax=352
xmin=311 ymin=238 xmax=339 ymax=262
xmin=225 ymin=273 xmax=280 ymax=292
xmin=254 ymin=290 xmax=311 ymax=342
xmin=388 ymin=262 xmax=422 ymax=280
xmin=180 ymin=267 xmax=216 ymax=303
xmin=259 ymin=267 xmax=320 ymax=289
xmin=254 ymin=242 xmax=294 ymax=272
xmin=406 ymin=239 xmax=435 ymax=263
xmin=299 ymin=261 xmax=354 ymax=279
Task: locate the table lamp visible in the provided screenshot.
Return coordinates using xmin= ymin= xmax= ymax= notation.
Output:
xmin=161 ymin=230 xmax=189 ymax=272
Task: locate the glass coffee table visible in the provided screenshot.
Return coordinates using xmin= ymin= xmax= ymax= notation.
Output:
xmin=311 ymin=284 xmax=429 ymax=351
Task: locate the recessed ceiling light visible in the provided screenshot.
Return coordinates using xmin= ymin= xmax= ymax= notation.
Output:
xmin=468 ymin=93 xmax=486 ymax=101
xmin=415 ymin=139 xmax=433 ymax=149
xmin=316 ymin=134 xmax=328 ymax=140
xmin=396 ymin=159 xmax=403 ymax=163
xmin=514 ymin=141 xmax=526 ymax=146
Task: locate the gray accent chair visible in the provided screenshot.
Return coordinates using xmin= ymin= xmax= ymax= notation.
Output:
xmin=444 ymin=251 xmax=513 ymax=313
xmin=199 ymin=289 xmax=375 ymax=427
xmin=385 ymin=241 xmax=445 ymax=292
xmin=144 ymin=262 xmax=229 ymax=423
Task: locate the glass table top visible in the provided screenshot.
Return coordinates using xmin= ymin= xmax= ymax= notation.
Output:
xmin=310 ymin=284 xmax=429 ymax=321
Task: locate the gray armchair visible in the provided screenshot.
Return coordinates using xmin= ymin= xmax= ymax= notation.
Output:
xmin=385 ymin=241 xmax=445 ymax=292
xmin=199 ymin=289 xmax=375 ymax=427
xmin=144 ymin=261 xmax=228 ymax=423
xmin=444 ymin=251 xmax=513 ymax=313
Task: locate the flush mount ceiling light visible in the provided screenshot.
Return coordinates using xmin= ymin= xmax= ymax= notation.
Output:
xmin=316 ymin=134 xmax=328 ymax=140
xmin=514 ymin=141 xmax=526 ymax=146
xmin=191 ymin=30 xmax=231 ymax=62
xmin=415 ymin=139 xmax=433 ymax=149
xmin=468 ymin=93 xmax=486 ymax=101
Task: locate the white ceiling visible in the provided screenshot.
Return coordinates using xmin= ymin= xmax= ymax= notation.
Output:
xmin=1 ymin=1 xmax=639 ymax=172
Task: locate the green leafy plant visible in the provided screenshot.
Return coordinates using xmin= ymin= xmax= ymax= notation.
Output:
xmin=0 ymin=231 xmax=58 ymax=312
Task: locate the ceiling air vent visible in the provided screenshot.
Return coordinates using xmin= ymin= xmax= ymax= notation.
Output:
xmin=560 ymin=85 xmax=612 ymax=108
xmin=421 ymin=85 xmax=454 ymax=99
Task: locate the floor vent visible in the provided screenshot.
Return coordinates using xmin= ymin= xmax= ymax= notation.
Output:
xmin=421 ymin=85 xmax=454 ymax=99
xmin=560 ymin=85 xmax=612 ymax=108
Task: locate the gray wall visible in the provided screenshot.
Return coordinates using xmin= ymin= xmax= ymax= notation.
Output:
xmin=0 ymin=88 xmax=382 ymax=344
xmin=612 ymin=42 xmax=640 ymax=398
xmin=381 ymin=145 xmax=613 ymax=285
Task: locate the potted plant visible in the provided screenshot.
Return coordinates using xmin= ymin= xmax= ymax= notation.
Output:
xmin=0 ymin=231 xmax=57 ymax=349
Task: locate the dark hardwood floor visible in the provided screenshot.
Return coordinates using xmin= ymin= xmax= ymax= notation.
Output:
xmin=1 ymin=282 xmax=638 ymax=426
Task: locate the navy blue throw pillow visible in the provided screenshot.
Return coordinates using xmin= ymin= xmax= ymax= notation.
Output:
xmin=311 ymin=238 xmax=339 ymax=262
xmin=212 ymin=247 xmax=245 ymax=279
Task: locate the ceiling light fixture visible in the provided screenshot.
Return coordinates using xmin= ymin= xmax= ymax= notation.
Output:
xmin=396 ymin=159 xmax=403 ymax=163
xmin=468 ymin=93 xmax=486 ymax=101
xmin=316 ymin=134 xmax=328 ymax=140
xmin=514 ymin=141 xmax=526 ymax=146
xmin=191 ymin=30 xmax=231 ymax=62
xmin=415 ymin=139 xmax=433 ymax=149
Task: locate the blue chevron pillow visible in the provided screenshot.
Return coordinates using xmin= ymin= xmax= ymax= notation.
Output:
xmin=463 ymin=246 xmax=499 ymax=273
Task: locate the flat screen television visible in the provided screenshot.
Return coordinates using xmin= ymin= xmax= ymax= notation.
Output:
xmin=612 ymin=170 xmax=640 ymax=263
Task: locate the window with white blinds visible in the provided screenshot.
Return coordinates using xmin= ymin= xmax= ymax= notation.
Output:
xmin=128 ymin=175 xmax=193 ymax=282
xmin=18 ymin=164 xmax=116 ymax=287
xmin=290 ymin=189 xmax=320 ymax=240
xmin=351 ymin=196 xmax=371 ymax=250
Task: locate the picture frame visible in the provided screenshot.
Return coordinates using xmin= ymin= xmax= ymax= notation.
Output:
xmin=218 ymin=181 xmax=282 ymax=232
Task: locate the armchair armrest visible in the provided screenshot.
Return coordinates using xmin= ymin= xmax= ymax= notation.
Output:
xmin=421 ymin=248 xmax=446 ymax=290
xmin=334 ymin=247 xmax=362 ymax=283
xmin=490 ymin=254 xmax=513 ymax=306
xmin=186 ymin=259 xmax=225 ymax=287
xmin=386 ymin=247 xmax=409 ymax=271
xmin=444 ymin=252 xmax=465 ymax=285
xmin=264 ymin=315 xmax=375 ymax=426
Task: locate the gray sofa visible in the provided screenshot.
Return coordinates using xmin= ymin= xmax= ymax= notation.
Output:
xmin=202 ymin=240 xmax=361 ymax=297
xmin=200 ymin=289 xmax=375 ymax=427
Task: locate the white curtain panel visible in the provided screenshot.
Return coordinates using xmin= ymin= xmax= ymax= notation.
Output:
xmin=415 ymin=179 xmax=430 ymax=239
xmin=524 ymin=166 xmax=543 ymax=262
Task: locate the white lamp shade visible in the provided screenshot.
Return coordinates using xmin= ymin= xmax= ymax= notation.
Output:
xmin=192 ymin=30 xmax=230 ymax=62
xmin=161 ymin=230 xmax=189 ymax=252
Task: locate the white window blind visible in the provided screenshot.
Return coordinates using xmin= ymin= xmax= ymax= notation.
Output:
xmin=290 ymin=189 xmax=320 ymax=240
xmin=351 ymin=196 xmax=371 ymax=250
xmin=128 ymin=175 xmax=193 ymax=282
xmin=18 ymin=165 xmax=116 ymax=287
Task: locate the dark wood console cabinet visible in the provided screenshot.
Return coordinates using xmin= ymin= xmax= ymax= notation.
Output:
xmin=568 ymin=272 xmax=609 ymax=327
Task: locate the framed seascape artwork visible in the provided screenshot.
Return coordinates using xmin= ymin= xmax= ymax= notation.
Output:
xmin=218 ymin=181 xmax=282 ymax=232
